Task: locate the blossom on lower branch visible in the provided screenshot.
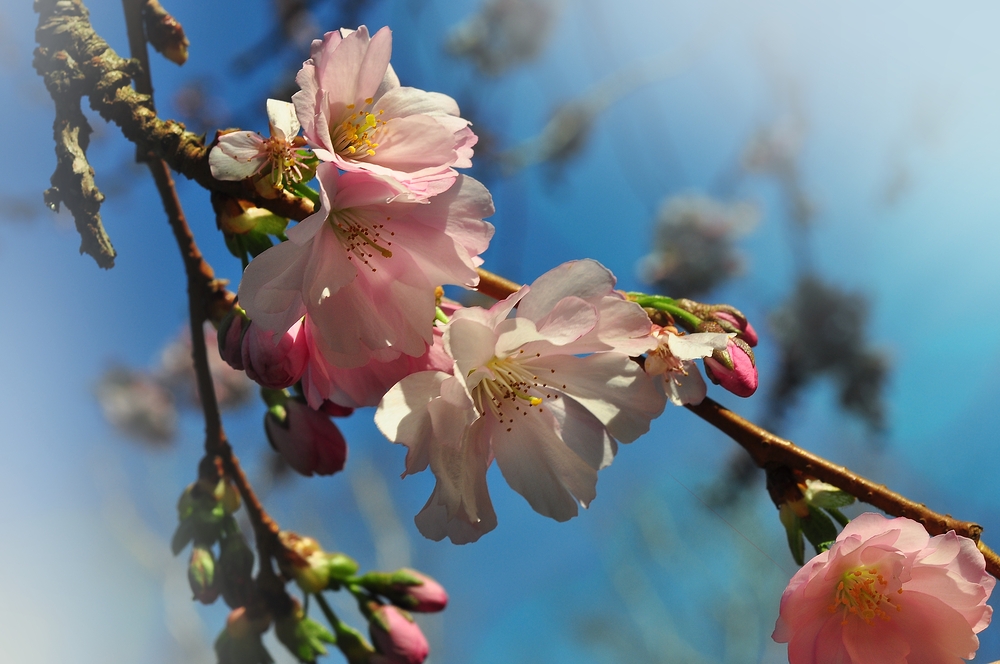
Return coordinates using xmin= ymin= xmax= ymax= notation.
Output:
xmin=374 ymin=260 xmax=667 ymax=543
xmin=773 ymin=513 xmax=994 ymax=664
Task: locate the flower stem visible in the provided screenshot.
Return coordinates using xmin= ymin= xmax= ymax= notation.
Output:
xmin=288 ymin=181 xmax=321 ymax=206
xmin=628 ymin=293 xmax=703 ymax=330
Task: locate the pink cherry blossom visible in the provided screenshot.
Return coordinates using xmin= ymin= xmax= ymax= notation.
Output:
xmin=209 ymin=99 xmax=314 ymax=192
xmin=299 ymin=314 xmax=452 ymax=409
xmin=293 ymin=26 xmax=477 ymax=199
xmin=644 ymin=326 xmax=729 ymax=406
xmin=773 ymin=513 xmax=994 ymax=664
xmin=375 ymin=260 xmax=666 ymax=544
xmin=238 ymin=163 xmax=493 ymax=372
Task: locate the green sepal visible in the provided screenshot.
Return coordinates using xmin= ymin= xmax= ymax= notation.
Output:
xmin=171 ymin=518 xmax=195 ymax=556
xmin=276 ymin=615 xmax=336 ymax=663
xmin=801 ymin=505 xmax=840 ymax=555
xmin=327 ymin=553 xmax=360 ymax=585
xmin=779 ymin=503 xmax=805 ymax=566
xmin=824 ymin=507 xmax=850 ymax=528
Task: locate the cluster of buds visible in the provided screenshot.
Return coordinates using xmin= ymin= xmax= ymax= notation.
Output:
xmin=276 ymin=532 xmax=445 ymax=663
xmin=218 ymin=307 xmax=352 ymax=476
xmin=632 ymin=293 xmax=759 ymax=400
xmin=171 ymin=462 xmax=255 ymax=608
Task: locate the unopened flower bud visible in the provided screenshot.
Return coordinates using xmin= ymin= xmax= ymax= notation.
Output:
xmin=189 ymin=545 xmax=220 ymax=604
xmin=320 ymin=400 xmax=355 ymax=418
xmin=368 ymin=604 xmax=429 ymax=664
xmin=709 ymin=310 xmax=758 ymax=347
xmin=219 ymin=530 xmax=255 ymax=609
xmin=327 ymin=552 xmax=360 ymax=584
xmin=218 ymin=307 xmax=249 ymax=371
xmin=217 ymin=607 xmax=272 ymax=664
xmin=266 ymin=398 xmax=348 ymax=477
xmin=278 ymin=532 xmax=331 ymax=593
xmin=242 ymin=320 xmax=308 ymax=390
xmin=142 ymin=0 xmax=189 ymax=65
xmin=703 ymin=337 xmax=758 ymax=397
xmin=276 ymin=601 xmax=336 ymax=663
xmin=360 ymin=570 xmax=448 ymax=613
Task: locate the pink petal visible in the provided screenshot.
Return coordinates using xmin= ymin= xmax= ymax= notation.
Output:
xmin=529 ymin=353 xmax=666 ymax=443
xmin=490 ymin=401 xmax=597 ymax=521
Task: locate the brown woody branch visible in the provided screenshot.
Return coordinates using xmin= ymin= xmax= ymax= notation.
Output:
xmin=33 ymin=0 xmax=314 ymax=271
xmin=476 ymin=267 xmax=1000 ymax=578
xmin=118 ymin=0 xmax=288 ymax=604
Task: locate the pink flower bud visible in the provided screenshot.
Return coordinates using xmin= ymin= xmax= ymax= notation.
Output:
xmin=360 ymin=569 xmax=449 ymax=613
xmin=711 ymin=310 xmax=758 ymax=347
xmin=369 ymin=605 xmax=429 ymax=664
xmin=265 ymin=399 xmax=348 ymax=476
xmin=703 ymin=338 xmax=758 ymax=397
xmin=387 ymin=570 xmax=448 ymax=613
xmin=217 ymin=308 xmax=248 ymax=371
xmin=241 ymin=320 xmax=308 ymax=390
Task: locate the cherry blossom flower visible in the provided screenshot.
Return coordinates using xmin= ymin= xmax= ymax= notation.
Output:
xmin=375 ymin=260 xmax=665 ymax=544
xmin=773 ymin=513 xmax=994 ymax=664
xmin=209 ymin=99 xmax=315 ymax=193
xmin=299 ymin=314 xmax=452 ymax=409
xmin=238 ymin=163 xmax=494 ymax=371
xmin=293 ymin=26 xmax=477 ymax=199
xmin=644 ymin=325 xmax=729 ymax=406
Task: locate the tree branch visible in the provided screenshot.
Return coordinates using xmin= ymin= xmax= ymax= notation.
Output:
xmin=33 ymin=5 xmax=115 ymax=268
xmin=33 ymin=0 xmax=314 ymax=231
xmin=118 ymin=0 xmax=284 ymax=581
xmin=685 ymin=397 xmax=1000 ymax=577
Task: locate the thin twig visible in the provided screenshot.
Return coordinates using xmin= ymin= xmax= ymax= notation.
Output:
xmin=119 ymin=0 xmax=282 ymax=567
xmin=475 ymin=267 xmax=522 ymax=300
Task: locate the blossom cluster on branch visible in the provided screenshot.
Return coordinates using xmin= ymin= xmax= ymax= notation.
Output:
xmin=34 ymin=3 xmax=1000 ymax=662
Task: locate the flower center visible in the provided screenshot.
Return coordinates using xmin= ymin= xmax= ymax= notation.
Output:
xmin=327 ymin=209 xmax=394 ymax=271
xmin=471 ymin=353 xmax=564 ymax=431
xmin=263 ymin=135 xmax=310 ymax=188
xmin=333 ymin=99 xmax=386 ymax=159
xmin=828 ymin=566 xmax=902 ymax=625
